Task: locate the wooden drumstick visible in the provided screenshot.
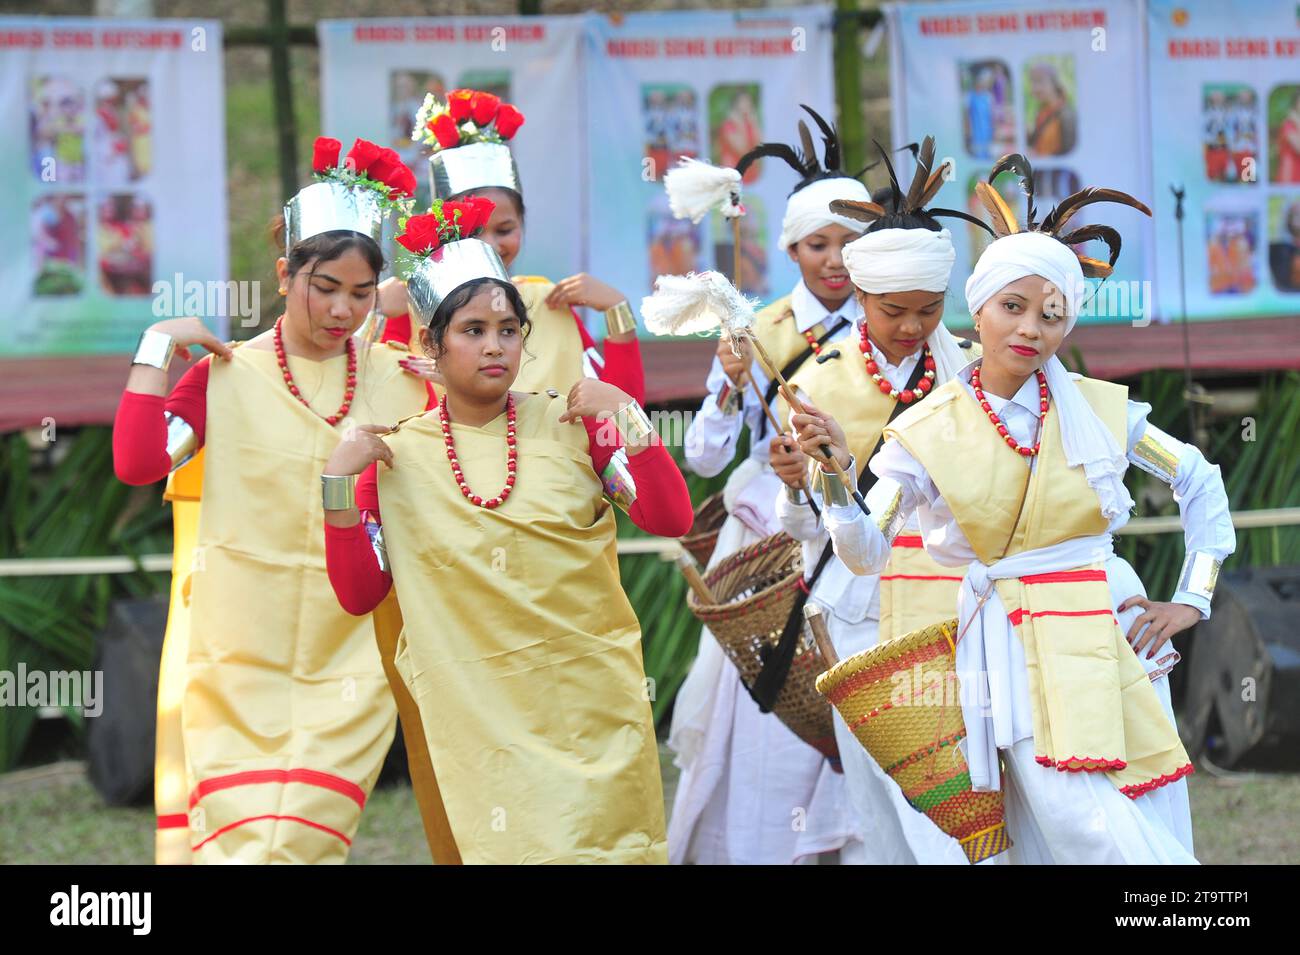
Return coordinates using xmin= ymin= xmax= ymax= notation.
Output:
xmin=676 ymin=551 xmax=717 ymax=604
xmin=804 ymin=603 xmax=839 ymax=668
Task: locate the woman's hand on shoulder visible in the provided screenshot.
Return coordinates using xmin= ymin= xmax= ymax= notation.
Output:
xmin=545 ymin=273 xmax=625 ymax=312
xmin=148 ymin=317 xmax=234 ymax=363
xmin=558 ymin=378 xmax=632 ymax=424
xmin=324 ymin=423 xmax=395 ymax=476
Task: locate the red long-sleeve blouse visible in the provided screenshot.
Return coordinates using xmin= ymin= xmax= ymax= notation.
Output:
xmin=324 ymin=410 xmax=692 ymax=616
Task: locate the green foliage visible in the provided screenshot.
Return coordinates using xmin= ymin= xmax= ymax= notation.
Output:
xmin=0 ymin=429 xmax=170 ymax=771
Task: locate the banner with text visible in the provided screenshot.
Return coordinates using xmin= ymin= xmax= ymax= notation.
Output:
xmin=584 ymin=6 xmax=836 ymax=320
xmin=318 ymin=16 xmax=585 ymax=285
xmin=0 ymin=18 xmax=228 ymax=357
xmin=1148 ymin=0 xmax=1300 ymax=319
xmin=888 ymin=0 xmax=1153 ymax=325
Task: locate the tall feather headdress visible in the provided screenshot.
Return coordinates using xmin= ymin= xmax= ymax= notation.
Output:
xmin=971 ymin=153 xmax=1152 ymax=277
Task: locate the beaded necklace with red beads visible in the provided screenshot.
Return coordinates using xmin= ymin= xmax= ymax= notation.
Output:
xmin=858 ymin=324 xmax=935 ymax=404
xmin=273 ymin=317 xmax=356 ymax=426
xmin=802 ymin=327 xmax=825 ymax=356
xmin=970 ymin=363 xmax=1050 ymax=457
xmin=439 ymin=392 xmax=517 ymax=509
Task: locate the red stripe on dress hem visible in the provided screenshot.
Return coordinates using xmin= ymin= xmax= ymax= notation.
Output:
xmin=892 ymin=535 xmax=925 ymax=548
xmin=157 ymin=813 xmax=188 ymax=830
xmin=191 ymin=813 xmax=352 ymax=851
xmin=189 ymin=768 xmax=366 ymax=811
xmin=1020 ymin=569 xmax=1110 ymax=584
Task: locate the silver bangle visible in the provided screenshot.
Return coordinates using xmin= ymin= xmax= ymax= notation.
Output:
xmin=1131 ymin=424 xmax=1186 ymax=484
xmin=364 ymin=520 xmax=390 ymax=574
xmin=715 ymin=382 xmax=742 ymax=416
xmin=818 ymin=455 xmax=855 ymax=508
xmin=132 ymin=329 xmax=176 ymax=371
xmin=604 ymin=300 xmax=637 ymax=337
xmin=164 ymin=412 xmax=199 ymax=472
xmin=1176 ymin=552 xmax=1222 ymax=604
xmin=612 ymin=401 xmax=655 ymax=444
xmin=321 ymin=474 xmax=357 ymax=511
xmin=873 ymin=478 xmax=908 ymax=543
xmin=600 ymin=448 xmax=638 ymax=512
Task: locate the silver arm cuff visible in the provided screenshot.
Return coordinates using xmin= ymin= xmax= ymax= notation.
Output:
xmin=364 ymin=520 xmax=390 ymax=574
xmin=164 ymin=412 xmax=199 ymax=472
xmin=132 ymin=329 xmax=176 ymax=371
xmin=321 ymin=474 xmax=356 ymax=511
xmin=601 ymin=448 xmax=637 ymax=512
xmin=604 ymin=300 xmax=637 ymax=337
xmin=715 ymin=381 xmax=742 ymax=416
xmin=1176 ymin=551 xmax=1222 ymax=604
xmin=873 ymin=478 xmax=908 ymax=544
xmin=612 ymin=401 xmax=655 ymax=445
xmin=817 ymin=455 xmax=855 ymax=508
xmin=1131 ymin=423 xmax=1186 ymax=484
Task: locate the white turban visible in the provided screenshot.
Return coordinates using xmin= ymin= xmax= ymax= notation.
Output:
xmin=779 ymin=176 xmax=870 ymax=249
xmin=843 ymin=225 xmax=968 ymax=384
xmin=964 ymin=230 xmax=1086 ymax=333
xmin=964 ymin=231 xmax=1133 ymax=520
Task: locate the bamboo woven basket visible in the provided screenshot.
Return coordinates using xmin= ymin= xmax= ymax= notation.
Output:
xmin=686 ymin=532 xmax=838 ymax=761
xmin=680 ymin=491 xmax=728 ymax=566
xmin=815 ymin=618 xmax=1011 ymax=864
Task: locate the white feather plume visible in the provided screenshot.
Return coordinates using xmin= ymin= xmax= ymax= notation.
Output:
xmin=641 ymin=271 xmax=758 ymax=337
xmin=663 ymin=158 xmax=744 ymax=223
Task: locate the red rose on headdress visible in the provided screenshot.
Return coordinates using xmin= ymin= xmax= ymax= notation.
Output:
xmin=366 ymin=147 xmax=403 ymax=185
xmin=447 ymin=89 xmax=474 ymax=123
xmin=344 ymin=138 xmax=382 ymax=175
xmin=397 ymin=213 xmax=443 ymax=255
xmin=429 ymin=113 xmax=460 ymax=150
xmin=470 ymin=91 xmax=500 ymax=127
xmin=461 ymin=195 xmax=496 ymax=234
xmin=441 ymin=200 xmax=470 ymax=235
xmin=494 ymin=104 xmax=525 ymax=140
xmin=312 ymin=136 xmax=342 ymax=173
xmin=385 ymin=163 xmax=418 ymax=199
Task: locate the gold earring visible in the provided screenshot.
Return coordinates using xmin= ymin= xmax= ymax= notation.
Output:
xmin=278 ymin=287 xmax=287 ymax=296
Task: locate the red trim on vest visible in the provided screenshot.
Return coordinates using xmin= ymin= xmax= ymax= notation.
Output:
xmin=156 ymin=813 xmax=188 ymax=830
xmin=1020 ymin=569 xmax=1109 ymax=585
xmin=891 ymin=535 xmax=925 ymax=548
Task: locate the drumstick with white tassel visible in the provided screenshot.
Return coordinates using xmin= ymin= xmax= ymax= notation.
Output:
xmin=642 ymin=271 xmax=870 ymax=517
xmin=662 ymin=158 xmax=783 ymax=435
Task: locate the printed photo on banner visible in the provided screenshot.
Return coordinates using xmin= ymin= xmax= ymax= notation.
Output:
xmin=1267 ymin=85 xmax=1300 ymax=183
xmin=647 ymin=191 xmax=703 ymax=286
xmin=1205 ymin=207 xmax=1257 ymax=296
xmin=643 ymin=84 xmax=699 ymax=179
xmin=1203 ymin=84 xmax=1258 ymax=185
xmin=30 ymin=193 xmax=87 ymax=296
xmin=1023 ymin=55 xmax=1076 ymax=158
xmin=1266 ymin=195 xmax=1300 ymax=292
xmin=712 ymin=195 xmax=768 ymax=296
xmin=98 ymin=193 xmax=153 ymax=296
xmin=960 ymin=59 xmax=1014 ymax=160
xmin=29 ymin=74 xmax=86 ymax=183
xmin=93 ymin=78 xmax=151 ymax=185
xmin=710 ymin=84 xmax=761 ymax=183
xmin=390 ymin=70 xmax=445 ymax=173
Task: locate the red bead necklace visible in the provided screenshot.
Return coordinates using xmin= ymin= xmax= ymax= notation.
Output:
xmin=274 ymin=317 xmax=356 ymax=426
xmin=859 ymin=325 xmax=935 ymax=403
xmin=802 ymin=327 xmax=824 ymax=355
xmin=439 ymin=392 xmax=517 ymax=509
xmin=970 ymin=364 xmax=1050 ymax=458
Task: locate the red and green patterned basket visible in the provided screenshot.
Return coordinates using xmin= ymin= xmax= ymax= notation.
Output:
xmin=814 ymin=618 xmax=1010 ymax=864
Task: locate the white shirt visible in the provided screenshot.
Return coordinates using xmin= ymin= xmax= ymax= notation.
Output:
xmin=684 ymin=280 xmax=862 ymax=478
xmin=823 ymin=365 xmax=1236 ymax=617
xmin=774 ymin=340 xmax=921 ymax=626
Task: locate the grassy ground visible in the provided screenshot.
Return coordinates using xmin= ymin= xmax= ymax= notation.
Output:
xmin=1 ymin=752 xmax=1295 ymax=865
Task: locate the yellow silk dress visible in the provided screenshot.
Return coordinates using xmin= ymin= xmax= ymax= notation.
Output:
xmin=179 ymin=341 xmax=426 ymax=863
xmin=374 ymin=392 xmax=667 ymax=864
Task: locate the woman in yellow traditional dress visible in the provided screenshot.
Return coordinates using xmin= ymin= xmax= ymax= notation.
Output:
xmin=378 ymin=89 xmax=644 ymax=403
xmin=113 ymin=138 xmax=428 ymax=864
xmin=320 ymin=203 xmax=693 ymax=864
xmin=794 ymin=160 xmax=1235 ymax=863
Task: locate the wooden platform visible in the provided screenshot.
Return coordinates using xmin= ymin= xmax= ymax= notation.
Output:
xmin=2 ymin=316 xmax=1297 ymax=432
